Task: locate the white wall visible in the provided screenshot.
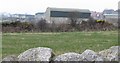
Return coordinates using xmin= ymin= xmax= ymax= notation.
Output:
xmin=45 ymin=8 xmax=51 ymax=23
xmin=50 ymin=17 xmax=89 ymax=24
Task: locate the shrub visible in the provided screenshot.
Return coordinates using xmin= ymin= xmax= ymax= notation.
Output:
xmin=36 ymin=19 xmax=47 ymax=32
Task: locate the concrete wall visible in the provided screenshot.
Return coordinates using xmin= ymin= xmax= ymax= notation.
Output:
xmin=50 ymin=17 xmax=89 ymax=24
xmin=45 ymin=8 xmax=51 ymax=23
xmin=50 ymin=17 xmax=69 ymax=24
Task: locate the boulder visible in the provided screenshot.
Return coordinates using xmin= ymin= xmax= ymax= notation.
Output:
xmin=2 ymin=55 xmax=18 ymax=61
xmin=18 ymin=47 xmax=54 ymax=61
xmin=81 ymin=49 xmax=102 ymax=61
xmin=95 ymin=56 xmax=105 ymax=61
xmin=54 ymin=52 xmax=83 ymax=61
xmin=99 ymin=46 xmax=119 ymax=61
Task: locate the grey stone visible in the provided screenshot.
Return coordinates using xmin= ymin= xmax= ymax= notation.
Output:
xmin=18 ymin=47 xmax=54 ymax=61
xmin=99 ymin=46 xmax=119 ymax=61
xmin=81 ymin=49 xmax=99 ymax=61
xmin=2 ymin=55 xmax=18 ymax=61
xmin=54 ymin=52 xmax=83 ymax=61
xmin=95 ymin=56 xmax=104 ymax=61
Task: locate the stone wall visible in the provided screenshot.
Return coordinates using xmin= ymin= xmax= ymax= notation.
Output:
xmin=2 ymin=46 xmax=119 ymax=63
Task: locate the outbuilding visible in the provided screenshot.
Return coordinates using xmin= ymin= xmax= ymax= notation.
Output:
xmin=45 ymin=7 xmax=91 ymax=24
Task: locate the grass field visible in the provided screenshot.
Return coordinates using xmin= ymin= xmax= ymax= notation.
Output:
xmin=2 ymin=31 xmax=118 ymax=58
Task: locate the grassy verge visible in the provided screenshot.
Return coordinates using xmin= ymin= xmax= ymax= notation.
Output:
xmin=2 ymin=31 xmax=118 ymax=58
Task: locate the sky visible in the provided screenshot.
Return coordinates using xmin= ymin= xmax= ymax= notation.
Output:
xmin=0 ymin=0 xmax=119 ymax=15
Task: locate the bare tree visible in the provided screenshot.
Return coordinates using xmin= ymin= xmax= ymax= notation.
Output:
xmin=36 ymin=18 xmax=47 ymax=32
xmin=68 ymin=12 xmax=80 ymax=27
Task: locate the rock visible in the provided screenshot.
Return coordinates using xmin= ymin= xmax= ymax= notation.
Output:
xmin=110 ymin=46 xmax=119 ymax=51
xmin=54 ymin=52 xmax=83 ymax=61
xmin=2 ymin=55 xmax=18 ymax=61
xmin=81 ymin=49 xmax=100 ymax=61
xmin=99 ymin=46 xmax=119 ymax=61
xmin=95 ymin=56 xmax=104 ymax=61
xmin=2 ymin=46 xmax=119 ymax=62
xmin=18 ymin=47 xmax=54 ymax=61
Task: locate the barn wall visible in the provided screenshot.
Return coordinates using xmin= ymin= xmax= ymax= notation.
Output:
xmin=50 ymin=17 xmax=89 ymax=24
xmin=45 ymin=8 xmax=91 ymax=24
xmin=45 ymin=8 xmax=51 ymax=23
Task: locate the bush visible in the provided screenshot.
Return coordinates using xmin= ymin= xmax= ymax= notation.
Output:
xmin=2 ymin=18 xmax=117 ymax=33
xmin=2 ymin=21 xmax=34 ymax=32
xmin=36 ymin=19 xmax=47 ymax=32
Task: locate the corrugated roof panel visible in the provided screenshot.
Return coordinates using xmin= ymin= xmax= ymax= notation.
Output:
xmin=48 ymin=7 xmax=91 ymax=13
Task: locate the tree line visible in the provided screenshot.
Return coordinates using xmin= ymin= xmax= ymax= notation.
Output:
xmin=1 ymin=17 xmax=117 ymax=33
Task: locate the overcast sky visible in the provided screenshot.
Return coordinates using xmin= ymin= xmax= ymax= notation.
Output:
xmin=0 ymin=0 xmax=119 ymax=14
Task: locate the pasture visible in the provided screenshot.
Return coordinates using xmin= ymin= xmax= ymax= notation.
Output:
xmin=2 ymin=31 xmax=118 ymax=58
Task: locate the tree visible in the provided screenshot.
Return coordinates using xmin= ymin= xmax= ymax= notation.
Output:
xmin=68 ymin=12 xmax=80 ymax=27
xmin=36 ymin=18 xmax=47 ymax=32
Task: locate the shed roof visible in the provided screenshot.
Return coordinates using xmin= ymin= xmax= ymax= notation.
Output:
xmin=47 ymin=7 xmax=91 ymax=13
xmin=35 ymin=12 xmax=44 ymax=15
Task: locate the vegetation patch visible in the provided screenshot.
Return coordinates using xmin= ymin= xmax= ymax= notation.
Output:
xmin=2 ymin=31 xmax=118 ymax=58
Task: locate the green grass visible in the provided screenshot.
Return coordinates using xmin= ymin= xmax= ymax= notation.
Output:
xmin=2 ymin=31 xmax=118 ymax=58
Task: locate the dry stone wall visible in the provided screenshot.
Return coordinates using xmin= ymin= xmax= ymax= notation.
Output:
xmin=2 ymin=46 xmax=120 ymax=63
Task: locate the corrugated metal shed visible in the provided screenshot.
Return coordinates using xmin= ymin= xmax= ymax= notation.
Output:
xmin=47 ymin=7 xmax=91 ymax=13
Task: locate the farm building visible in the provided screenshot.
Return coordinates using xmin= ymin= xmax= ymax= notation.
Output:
xmin=35 ymin=12 xmax=45 ymax=20
xmin=103 ymin=9 xmax=118 ymax=26
xmin=44 ymin=7 xmax=91 ymax=24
